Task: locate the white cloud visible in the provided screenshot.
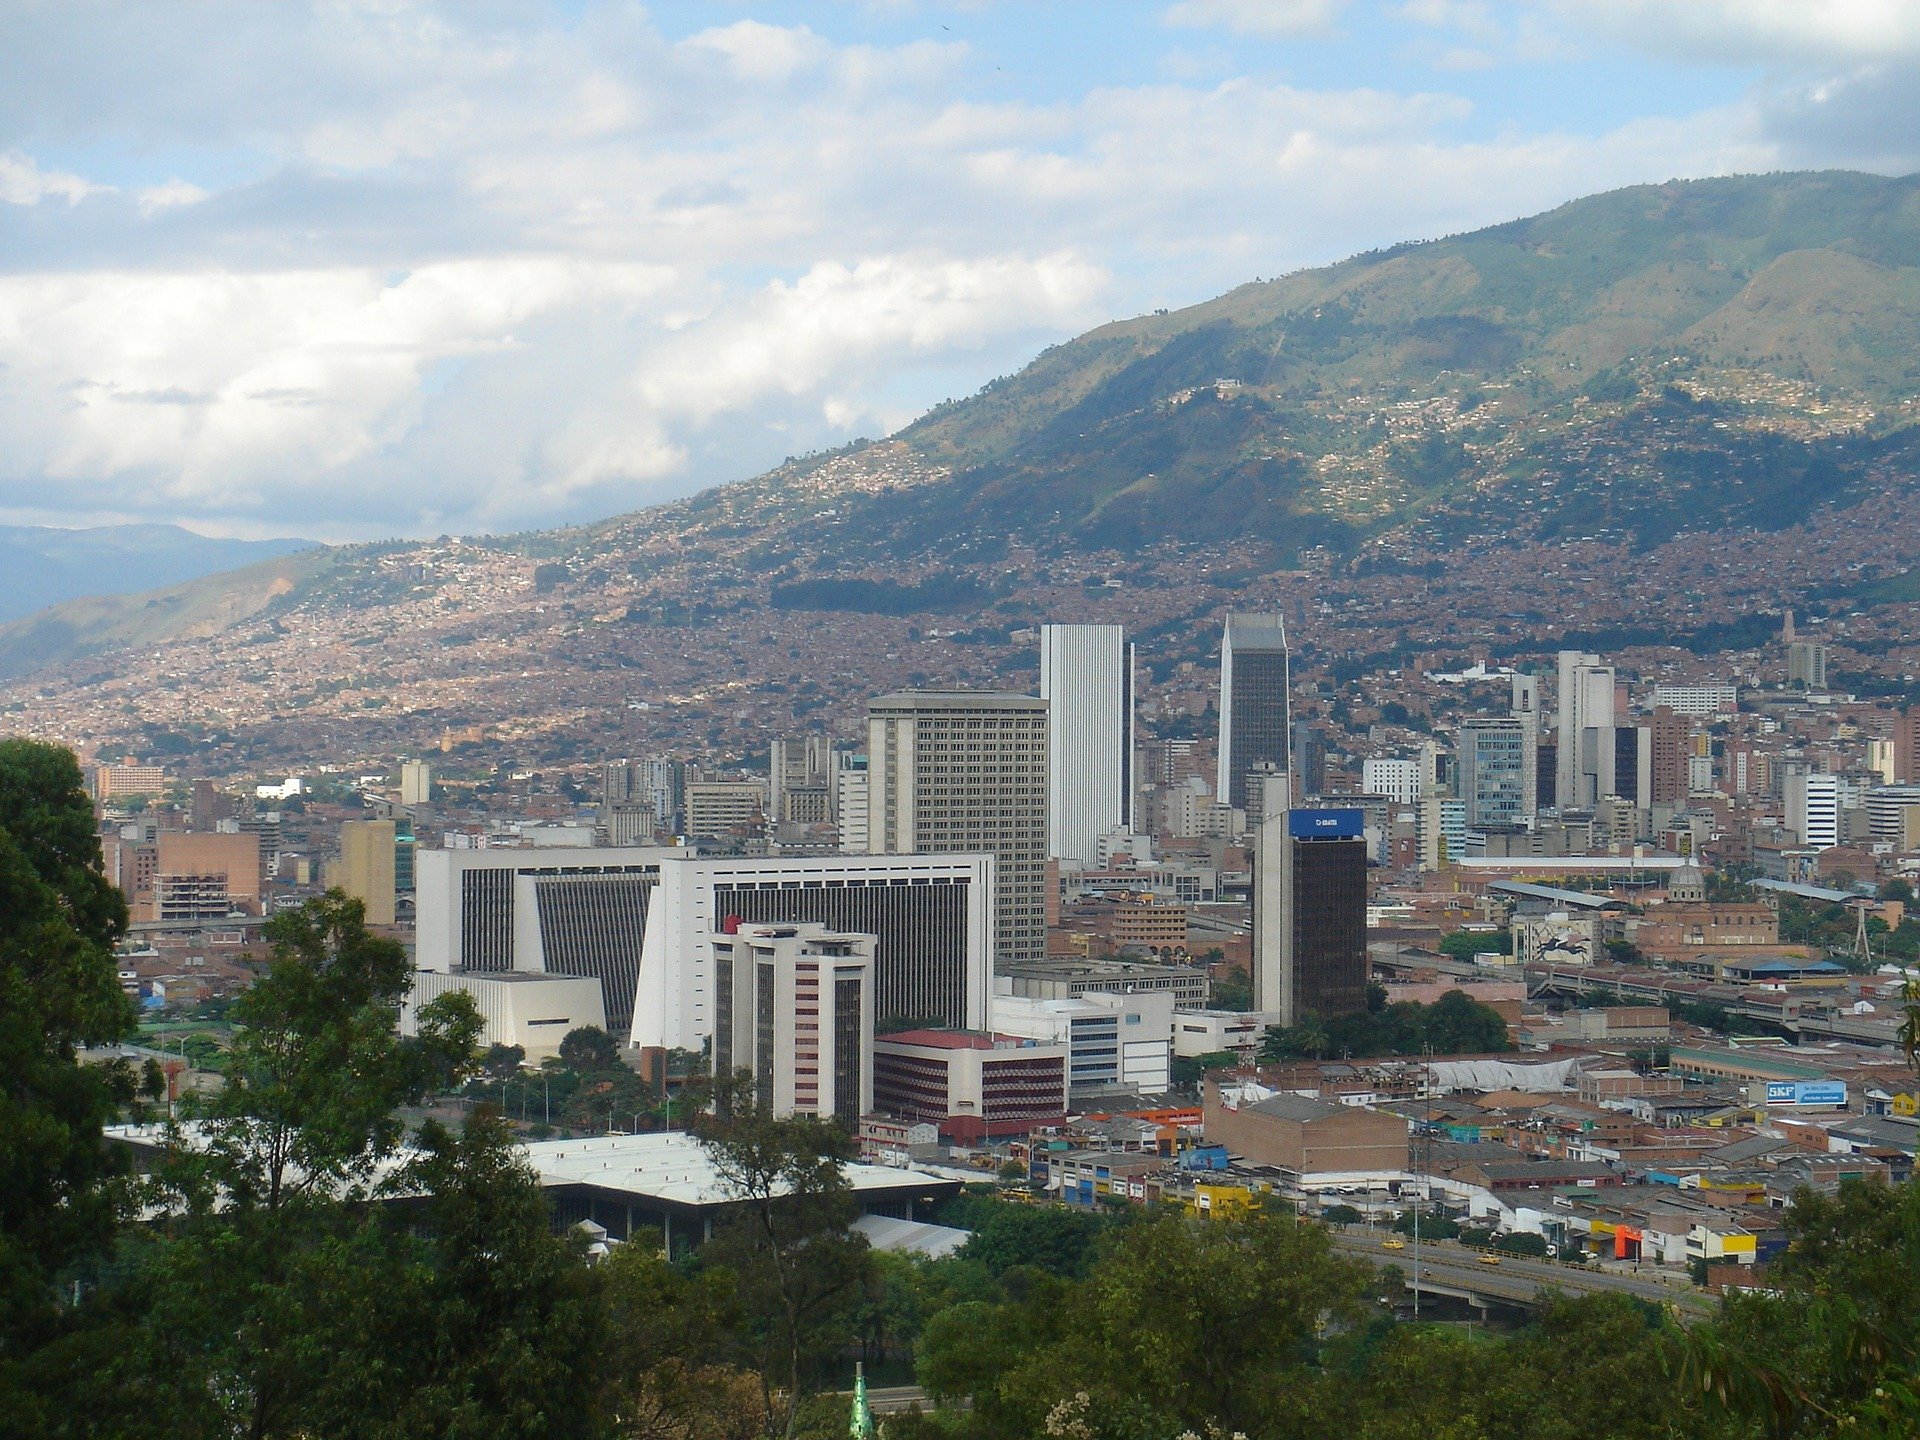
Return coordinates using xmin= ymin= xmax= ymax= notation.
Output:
xmin=0 ymin=3 xmax=1852 ymax=538
xmin=0 ymin=149 xmax=107 ymax=205
xmin=1555 ymin=0 xmax=1920 ymax=66
xmin=1163 ymin=0 xmax=1347 ymax=36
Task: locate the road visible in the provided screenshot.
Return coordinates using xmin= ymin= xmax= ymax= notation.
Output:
xmin=1329 ymin=1231 xmax=1716 ymax=1318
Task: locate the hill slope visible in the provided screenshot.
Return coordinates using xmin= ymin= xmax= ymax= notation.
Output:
xmin=0 ymin=523 xmax=315 ymax=624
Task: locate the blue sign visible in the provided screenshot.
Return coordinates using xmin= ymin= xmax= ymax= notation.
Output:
xmin=1289 ymin=808 xmax=1364 ymax=840
xmin=1765 ymin=1081 xmax=1847 ymax=1107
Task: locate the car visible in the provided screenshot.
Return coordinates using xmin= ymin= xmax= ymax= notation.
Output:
xmin=1478 ymin=1254 xmax=1502 ymax=1266
xmin=1381 ymin=1238 xmax=1406 ymax=1251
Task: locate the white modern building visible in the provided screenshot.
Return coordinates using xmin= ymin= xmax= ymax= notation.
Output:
xmin=1556 ymin=651 xmax=1616 ymax=809
xmin=400 ymin=759 xmax=433 ymax=808
xmin=402 ymin=969 xmax=606 ymax=1060
xmin=713 ymin=922 xmax=875 ymax=1122
xmin=991 ymin=988 xmax=1173 ymax=1095
xmin=1786 ymin=771 xmax=1841 ymax=852
xmin=1458 ymin=717 xmax=1536 ymax=828
xmin=1040 ymin=623 xmax=1134 ymax=872
xmin=1361 ymin=756 xmax=1422 ymax=805
xmin=1649 ymin=684 xmax=1738 ymax=719
xmin=416 ymin=847 xmax=994 ymax=1053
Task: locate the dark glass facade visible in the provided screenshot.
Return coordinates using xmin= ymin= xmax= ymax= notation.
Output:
xmin=1289 ymin=837 xmax=1368 ymax=1019
xmin=713 ymin=877 xmax=971 ymax=1028
xmin=1226 ymin=649 xmax=1290 ymax=810
xmin=532 ymin=875 xmax=653 ymax=1035
xmin=833 ymin=974 xmax=864 ymax=1124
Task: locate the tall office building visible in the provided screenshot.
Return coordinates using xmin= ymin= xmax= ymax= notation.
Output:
xmin=1648 ymin=706 xmax=1691 ymax=806
xmin=868 ymin=690 xmax=1048 ymax=966
xmin=338 ymin=819 xmax=398 ymax=926
xmin=1787 ymin=639 xmax=1829 ymax=691
xmin=643 ymin=757 xmax=688 ymax=834
xmin=1218 ymin=614 xmax=1291 ymax=812
xmin=399 ymin=760 xmax=433 ymax=808
xmin=1291 ymin=721 xmax=1328 ymax=800
xmin=1039 ymin=624 xmax=1133 ymax=871
xmin=834 ymin=755 xmax=871 ymax=854
xmin=1555 ymin=651 xmax=1615 ymax=809
xmin=1361 ymin=756 xmax=1421 ymax=805
xmin=713 ymin=922 xmax=875 ymax=1123
xmin=1253 ymin=809 xmax=1369 ymax=1026
xmin=1786 ymin=772 xmax=1841 ymax=852
xmin=769 ymin=736 xmax=830 ymax=826
xmin=1458 ymin=718 xmax=1535 ymax=828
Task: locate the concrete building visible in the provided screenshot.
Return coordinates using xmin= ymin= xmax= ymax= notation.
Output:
xmin=1204 ymin=1078 xmax=1409 ymax=1174
xmin=991 ymin=988 xmax=1173 ymax=1095
xmin=1253 ymin=809 xmax=1369 ymax=1026
xmin=419 ymin=847 xmax=994 ymax=1052
xmin=1362 ymin=756 xmax=1422 ymax=805
xmin=996 ymin=954 xmax=1209 ymax=1008
xmin=1864 ymin=786 xmax=1920 ymax=845
xmin=1650 ymin=683 xmax=1738 ymax=718
xmin=871 ymin=1030 xmax=1070 ymax=1142
xmin=713 ymin=922 xmax=875 ymax=1123
xmin=95 ymin=764 xmax=167 ymax=801
xmin=400 ymin=759 xmax=433 ymax=808
xmin=685 ymin=781 xmax=767 ymax=837
xmin=403 ymin=969 xmax=607 ymax=1060
xmin=1458 ymin=717 xmax=1535 ymax=828
xmin=637 ymin=853 xmax=995 ymax=1050
xmin=130 ymin=831 xmax=263 ymax=921
xmin=1040 ymin=623 xmax=1133 ymax=871
xmin=1172 ymin=1008 xmax=1277 ymax=1058
xmin=1217 ymin=613 xmax=1291 ymax=812
xmin=1787 ymin=772 xmax=1841 ymax=852
xmin=1787 ymin=639 xmax=1830 ymax=691
xmin=337 ymin=818 xmax=397 ymax=926
xmin=834 ymin=758 xmax=870 ymax=854
xmin=868 ymin=690 xmax=1048 ymax=966
xmin=1556 ymin=651 xmax=1616 ymax=809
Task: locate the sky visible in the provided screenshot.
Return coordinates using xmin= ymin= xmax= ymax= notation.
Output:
xmin=0 ymin=1 xmax=1916 ymax=543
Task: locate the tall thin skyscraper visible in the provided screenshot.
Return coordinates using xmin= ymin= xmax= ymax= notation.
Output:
xmin=1217 ymin=613 xmax=1291 ymax=813
xmin=1253 ymin=808 xmax=1368 ymax=1026
xmin=1458 ymin=717 xmax=1535 ymax=828
xmin=1555 ymin=651 xmax=1615 ymax=810
xmin=1039 ymin=624 xmax=1133 ymax=870
xmin=867 ymin=690 xmax=1049 ymax=965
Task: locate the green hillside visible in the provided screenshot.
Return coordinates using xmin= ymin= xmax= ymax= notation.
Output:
xmin=863 ymin=171 xmax=1920 ymax=554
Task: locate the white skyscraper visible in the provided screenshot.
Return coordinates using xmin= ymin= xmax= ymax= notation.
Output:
xmin=1787 ymin=771 xmax=1841 ymax=852
xmin=1556 ymin=651 xmax=1616 ymax=810
xmin=1040 ymin=624 xmax=1133 ymax=871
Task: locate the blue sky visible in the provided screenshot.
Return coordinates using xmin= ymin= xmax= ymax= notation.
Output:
xmin=0 ymin=0 xmax=1914 ymax=540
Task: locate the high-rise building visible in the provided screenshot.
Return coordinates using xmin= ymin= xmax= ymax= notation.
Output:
xmin=1253 ymin=809 xmax=1368 ymax=1026
xmin=1291 ymin=721 xmax=1328 ymax=800
xmin=1649 ymin=684 xmax=1738 ymax=719
xmin=94 ymin=764 xmax=167 ymax=801
xmin=1039 ymin=624 xmax=1133 ymax=871
xmin=868 ymin=690 xmax=1048 ymax=966
xmin=1458 ymin=717 xmax=1536 ymax=828
xmin=1864 ymin=786 xmax=1920 ymax=844
xmin=769 ymin=736 xmax=830 ymax=827
xmin=1556 ymin=651 xmax=1615 ymax=809
xmin=834 ymin=755 xmax=871 ymax=854
xmin=644 ymin=757 xmax=688 ymax=834
xmin=134 ymin=831 xmax=262 ymax=922
xmin=1217 ymin=614 xmax=1291 ymax=813
xmin=1786 ymin=772 xmax=1841 ymax=852
xmin=400 ymin=760 xmax=433 ymax=808
xmin=1648 ymin=706 xmax=1691 ymax=806
xmin=338 ymin=819 xmax=398 ymax=926
xmin=1787 ymin=639 xmax=1829 ymax=691
xmin=685 ymin=781 xmax=767 ymax=837
xmin=1361 ymin=756 xmax=1422 ymax=804
xmin=713 ymin=922 xmax=875 ymax=1123
xmin=1895 ymin=709 xmax=1920 ymax=785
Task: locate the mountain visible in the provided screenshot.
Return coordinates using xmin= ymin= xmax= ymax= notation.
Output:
xmin=5 ymin=170 xmax=1920 ymax=758
xmin=0 ymin=523 xmax=316 ymax=624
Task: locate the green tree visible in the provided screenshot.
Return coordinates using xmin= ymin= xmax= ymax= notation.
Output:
xmin=699 ymin=1115 xmax=874 ymax=1438
xmin=0 ymin=739 xmax=136 ymax=1421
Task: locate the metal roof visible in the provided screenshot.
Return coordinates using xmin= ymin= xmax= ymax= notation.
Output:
xmin=1489 ymin=880 xmax=1625 ymax=910
xmin=1752 ymin=878 xmax=1864 ymax=904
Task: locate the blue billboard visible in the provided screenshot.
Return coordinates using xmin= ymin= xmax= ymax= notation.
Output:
xmin=1289 ymin=808 xmax=1364 ymax=840
xmin=1765 ymin=1081 xmax=1847 ymax=1107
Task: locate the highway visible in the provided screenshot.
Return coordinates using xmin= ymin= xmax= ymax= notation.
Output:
xmin=1329 ymin=1230 xmax=1717 ymax=1318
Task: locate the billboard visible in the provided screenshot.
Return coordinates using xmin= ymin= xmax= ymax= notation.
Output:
xmin=1289 ymin=808 xmax=1364 ymax=840
xmin=1765 ymin=1081 xmax=1847 ymax=1107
